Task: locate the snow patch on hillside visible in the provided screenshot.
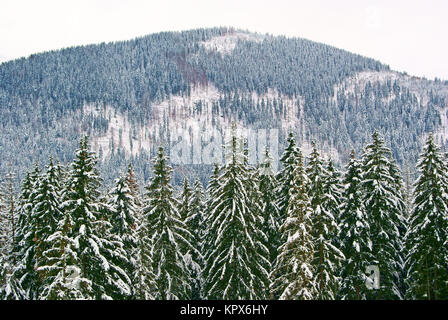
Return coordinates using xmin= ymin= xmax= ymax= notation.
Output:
xmin=332 ymin=70 xmax=401 ymax=103
xmin=201 ymin=32 xmax=265 ymax=55
xmin=84 ymin=84 xmax=313 ymax=163
xmin=85 ymin=84 xmax=228 ymax=160
xmin=84 ymin=104 xmax=153 ymax=159
xmin=433 ymin=107 xmax=448 ymax=146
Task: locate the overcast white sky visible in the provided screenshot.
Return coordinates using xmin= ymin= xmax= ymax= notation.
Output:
xmin=0 ymin=0 xmax=447 ymax=80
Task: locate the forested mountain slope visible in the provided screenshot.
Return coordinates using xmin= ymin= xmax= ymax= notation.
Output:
xmin=1 ymin=27 xmax=447 ymax=185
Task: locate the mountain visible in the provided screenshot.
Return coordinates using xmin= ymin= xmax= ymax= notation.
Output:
xmin=1 ymin=27 xmax=447 ymax=185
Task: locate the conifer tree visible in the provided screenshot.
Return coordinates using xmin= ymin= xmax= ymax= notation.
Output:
xmin=271 ymin=150 xmax=316 ymax=300
xmin=11 ymin=165 xmax=41 ymax=299
xmin=258 ymin=147 xmax=281 ymax=268
xmin=306 ymin=142 xmax=344 ymax=299
xmin=339 ymin=150 xmax=372 ymax=299
xmin=0 ymin=187 xmax=7 ymax=258
xmin=203 ymin=130 xmax=269 ymax=299
xmin=133 ymin=205 xmax=155 ymax=300
xmin=187 ymin=178 xmax=206 ymax=300
xmin=62 ymin=136 xmax=126 ymax=299
xmin=142 ymin=146 xmax=192 ymax=300
xmin=361 ymin=131 xmax=405 ymax=299
xmin=388 ymin=156 xmax=408 ymax=298
xmin=406 ymin=134 xmax=448 ymax=299
xmin=200 ymin=163 xmax=220 ymax=299
xmin=0 ymin=172 xmax=14 ymax=299
xmin=133 ymin=216 xmax=155 ymax=300
xmin=125 ymin=165 xmax=155 ymax=300
xmin=107 ymin=174 xmax=140 ymax=299
xmin=0 ymin=196 xmax=7 ymax=294
xmin=276 ymin=131 xmax=300 ymax=224
xmin=31 ymin=158 xmax=65 ymax=294
xmin=179 ymin=178 xmax=193 ymax=230
xmin=178 ymin=177 xmax=206 ymax=299
xmin=33 ymin=157 xmax=91 ymax=300
xmin=0 ymin=170 xmax=15 ymax=263
xmin=323 ymin=158 xmax=344 ymax=245
xmin=244 ymin=143 xmax=271 ymax=299
xmin=178 ymin=178 xmax=193 ymax=257
xmin=37 ymin=199 xmax=90 ymax=300
xmin=203 ymin=163 xmax=221 ymax=229
xmin=1 ymin=172 xmax=31 ymax=300
xmin=206 ymin=164 xmax=221 ymax=198
xmin=125 ymin=164 xmax=141 ymax=207
xmin=95 ymin=197 xmax=133 ymax=300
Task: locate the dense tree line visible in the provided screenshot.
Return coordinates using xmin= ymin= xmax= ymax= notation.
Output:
xmin=1 ymin=130 xmax=448 ymax=300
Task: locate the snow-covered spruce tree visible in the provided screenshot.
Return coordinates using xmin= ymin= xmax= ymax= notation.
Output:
xmin=34 ymin=159 xmax=89 ymax=300
xmin=1 ymin=172 xmax=33 ymax=300
xmin=276 ymin=131 xmax=300 ymax=225
xmin=37 ymin=195 xmax=90 ymax=300
xmin=31 ymin=158 xmax=66 ymax=298
xmin=203 ymin=130 xmax=269 ymax=300
xmin=179 ymin=178 xmax=193 ymax=236
xmin=306 ymin=142 xmax=344 ymax=300
xmin=200 ymin=163 xmax=220 ymax=299
xmin=338 ymin=150 xmax=373 ymax=299
xmin=94 ymin=195 xmax=133 ymax=300
xmin=142 ymin=146 xmax=192 ymax=300
xmin=388 ymin=155 xmax=408 ymax=298
xmin=11 ymin=165 xmax=41 ymax=299
xmin=125 ymin=164 xmax=141 ymax=207
xmin=270 ymin=150 xmax=316 ymax=300
xmin=361 ymin=131 xmax=405 ymax=300
xmin=207 ymin=163 xmax=221 ymax=197
xmin=133 ymin=215 xmax=155 ymax=300
xmin=0 ymin=170 xmax=15 ymax=261
xmin=403 ymin=163 xmax=414 ymax=218
xmin=107 ymin=174 xmax=140 ymax=299
xmin=178 ymin=177 xmax=205 ymax=299
xmin=126 ymin=165 xmax=155 ymax=300
xmin=179 ymin=177 xmax=194 ymax=299
xmin=0 ymin=192 xmax=7 ymax=297
xmin=0 ymin=183 xmax=7 ymax=257
xmin=0 ymin=171 xmax=15 ymax=299
xmin=62 ymin=136 xmax=126 ymax=299
xmin=203 ymin=163 xmax=221 ymax=227
xmin=406 ymin=134 xmax=448 ymax=300
xmin=258 ymin=147 xmax=281 ymax=269
xmin=187 ymin=178 xmax=206 ymax=300
xmin=244 ymin=142 xmax=271 ymax=300
xmin=323 ymin=158 xmax=344 ymax=242
xmin=61 ymin=137 xmax=101 ymax=298
xmin=133 ymin=213 xmax=155 ymax=300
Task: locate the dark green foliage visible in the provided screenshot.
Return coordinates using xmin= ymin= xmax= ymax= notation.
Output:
xmin=361 ymin=132 xmax=405 ymax=299
xmin=338 ymin=151 xmax=373 ymax=299
xmin=271 ymin=150 xmax=316 ymax=300
xmin=142 ymin=147 xmax=191 ymax=300
xmin=277 ymin=132 xmax=300 ymax=224
xmin=258 ymin=147 xmax=281 ymax=268
xmin=203 ymin=131 xmax=269 ymax=299
xmin=406 ymin=134 xmax=448 ymax=299
xmin=306 ymin=143 xmax=344 ymax=300
xmin=185 ymin=178 xmax=206 ymax=300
